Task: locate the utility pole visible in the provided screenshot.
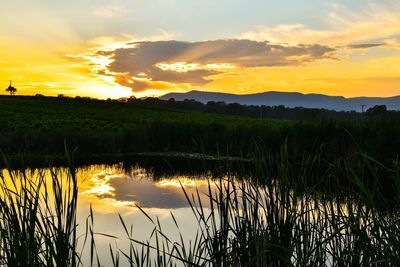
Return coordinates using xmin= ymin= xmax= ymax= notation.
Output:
xmin=360 ymin=104 xmax=366 ymax=113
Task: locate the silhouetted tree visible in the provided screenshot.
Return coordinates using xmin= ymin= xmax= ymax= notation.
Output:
xmin=226 ymin=103 xmax=243 ymax=115
xmin=5 ymin=80 xmax=17 ymax=95
xmin=366 ymin=105 xmax=387 ymax=115
xmin=206 ymin=101 xmax=226 ymax=113
xmin=124 ymin=96 xmax=362 ymax=120
xmin=127 ymin=95 xmax=137 ymax=103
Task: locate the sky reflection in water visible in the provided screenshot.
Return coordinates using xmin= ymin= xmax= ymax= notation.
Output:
xmin=75 ymin=164 xmax=216 ymax=266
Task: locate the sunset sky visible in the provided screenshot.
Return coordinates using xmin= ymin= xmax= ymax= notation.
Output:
xmin=1 ymin=0 xmax=400 ymax=99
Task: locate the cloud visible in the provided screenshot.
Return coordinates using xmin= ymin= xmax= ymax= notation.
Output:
xmin=104 ymin=39 xmax=335 ymax=91
xmin=239 ymin=2 xmax=400 ymax=46
xmin=346 ymin=43 xmax=385 ymax=50
xmin=85 ymin=174 xmax=213 ymax=209
xmin=78 ymin=2 xmax=400 ymax=94
xmin=92 ymin=5 xmax=131 ymax=18
xmin=114 ymin=73 xmax=174 ymax=91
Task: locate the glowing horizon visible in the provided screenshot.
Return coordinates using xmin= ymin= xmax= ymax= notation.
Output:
xmin=1 ymin=1 xmax=400 ymax=99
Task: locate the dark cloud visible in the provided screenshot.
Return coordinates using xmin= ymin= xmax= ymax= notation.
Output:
xmin=346 ymin=43 xmax=385 ymax=49
xmin=103 ymin=39 xmax=336 ymax=91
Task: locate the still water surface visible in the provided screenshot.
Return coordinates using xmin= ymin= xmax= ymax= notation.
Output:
xmin=2 ymin=158 xmax=394 ymax=266
xmin=74 ymin=163 xmax=217 ymax=266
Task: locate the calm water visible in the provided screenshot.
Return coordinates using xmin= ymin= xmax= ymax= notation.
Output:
xmin=74 ymin=163 xmax=217 ymax=266
xmin=2 ymin=158 xmax=394 ymax=266
xmin=1 ymin=157 xmax=232 ymax=266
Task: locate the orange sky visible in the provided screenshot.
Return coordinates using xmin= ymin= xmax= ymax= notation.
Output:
xmin=1 ymin=1 xmax=400 ymax=99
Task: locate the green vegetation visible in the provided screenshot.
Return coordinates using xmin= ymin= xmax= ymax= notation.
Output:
xmin=1 ymin=95 xmax=400 ymax=165
xmin=131 ymin=96 xmax=362 ymax=120
xmin=0 ymin=95 xmax=286 ymax=158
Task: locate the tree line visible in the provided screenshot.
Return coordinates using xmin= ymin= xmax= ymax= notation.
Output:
xmin=127 ymin=96 xmax=390 ymax=121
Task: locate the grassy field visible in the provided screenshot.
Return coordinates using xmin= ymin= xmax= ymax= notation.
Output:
xmin=1 ymin=95 xmax=400 ymax=164
xmin=0 ymin=95 xmax=276 ymax=131
xmin=0 ymin=95 xmax=287 ymax=157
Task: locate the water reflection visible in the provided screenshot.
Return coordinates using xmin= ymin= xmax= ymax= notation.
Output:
xmin=70 ymin=163 xmax=216 ymax=266
xmin=2 ymin=161 xmax=397 ymax=266
xmin=79 ymin=164 xmax=215 ymax=211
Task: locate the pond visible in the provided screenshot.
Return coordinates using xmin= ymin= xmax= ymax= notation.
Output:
xmin=1 ymin=156 xmax=229 ymax=266
xmin=1 ymin=156 xmax=399 ymax=266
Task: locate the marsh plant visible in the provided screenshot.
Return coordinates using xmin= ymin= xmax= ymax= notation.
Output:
xmin=0 ymin=156 xmax=79 ymax=267
xmin=1 ymin=151 xmax=400 ymax=266
xmin=108 ymin=149 xmax=400 ymax=266
xmin=119 ymin=177 xmax=400 ymax=266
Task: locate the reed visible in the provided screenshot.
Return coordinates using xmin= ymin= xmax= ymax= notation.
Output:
xmin=0 ymin=157 xmax=79 ymax=266
xmin=112 ymin=150 xmax=400 ymax=266
xmin=0 ymin=148 xmax=400 ymax=266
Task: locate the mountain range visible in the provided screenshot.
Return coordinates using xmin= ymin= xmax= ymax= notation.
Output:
xmin=160 ymin=90 xmax=400 ymax=111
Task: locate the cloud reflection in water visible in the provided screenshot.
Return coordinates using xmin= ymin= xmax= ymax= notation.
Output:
xmin=81 ymin=167 xmax=214 ymax=210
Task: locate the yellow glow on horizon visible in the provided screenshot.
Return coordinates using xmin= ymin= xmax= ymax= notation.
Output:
xmin=1 ymin=30 xmax=400 ymax=99
xmin=0 ymin=34 xmax=133 ymax=99
xmin=204 ymin=52 xmax=400 ymax=98
xmin=132 ymin=89 xmax=174 ymax=98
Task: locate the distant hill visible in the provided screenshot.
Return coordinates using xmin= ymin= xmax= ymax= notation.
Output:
xmin=160 ymin=90 xmax=400 ymax=111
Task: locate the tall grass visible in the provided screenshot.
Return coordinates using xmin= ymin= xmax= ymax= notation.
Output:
xmin=115 ymin=150 xmax=400 ymax=266
xmin=1 ymin=149 xmax=400 ymax=266
xmin=0 ymin=158 xmax=79 ymax=266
